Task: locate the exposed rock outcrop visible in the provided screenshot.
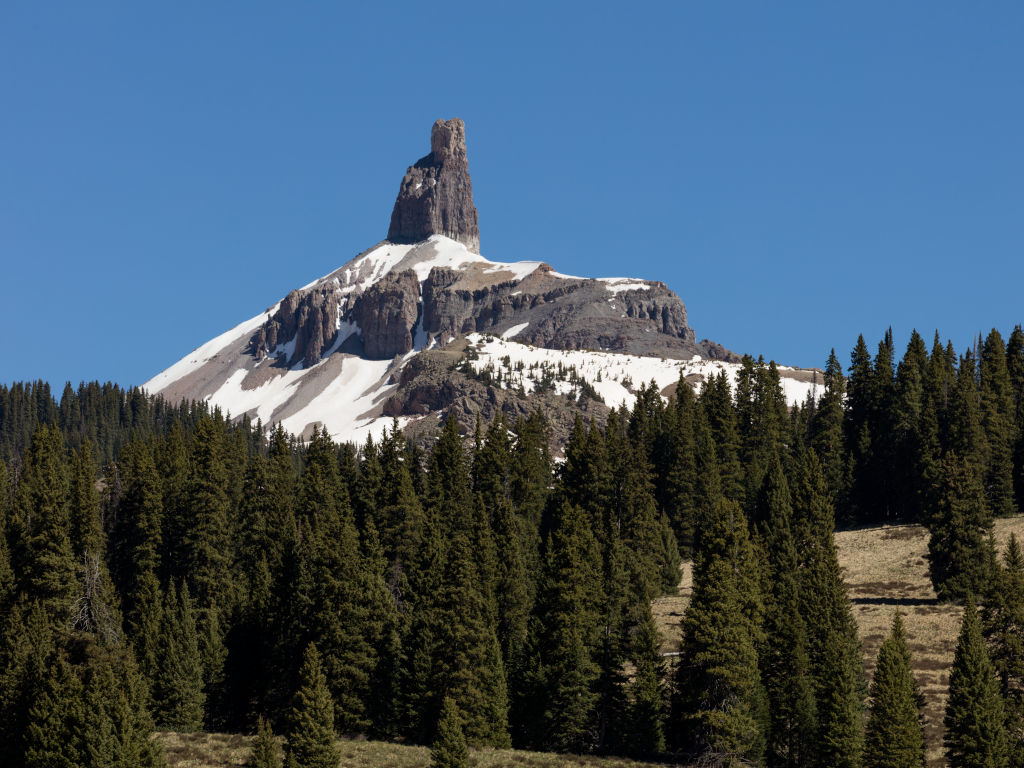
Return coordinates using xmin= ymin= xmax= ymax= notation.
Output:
xmin=387 ymin=118 xmax=480 ymax=252
xmin=352 ymin=270 xmax=421 ymax=359
xmin=249 ymin=286 xmax=341 ymax=368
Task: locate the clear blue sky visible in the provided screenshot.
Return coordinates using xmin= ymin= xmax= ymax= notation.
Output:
xmin=2 ymin=2 xmax=1022 ymax=388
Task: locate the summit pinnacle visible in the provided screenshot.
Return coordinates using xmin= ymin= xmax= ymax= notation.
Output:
xmin=387 ymin=118 xmax=481 ymax=253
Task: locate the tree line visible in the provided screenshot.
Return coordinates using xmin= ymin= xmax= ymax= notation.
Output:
xmin=0 ymin=325 xmax=1022 ymax=767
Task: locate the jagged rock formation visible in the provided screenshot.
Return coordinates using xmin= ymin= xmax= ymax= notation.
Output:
xmin=387 ymin=118 xmax=480 ymax=252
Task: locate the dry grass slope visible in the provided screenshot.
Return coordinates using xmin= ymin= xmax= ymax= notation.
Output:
xmin=157 ymin=731 xmax=682 ymax=768
xmin=652 ymin=515 xmax=1024 ymax=768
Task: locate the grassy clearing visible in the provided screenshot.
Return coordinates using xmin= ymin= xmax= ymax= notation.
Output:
xmin=156 ymin=730 xmax=683 ymax=768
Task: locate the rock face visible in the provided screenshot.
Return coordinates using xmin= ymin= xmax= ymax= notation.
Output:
xmin=387 ymin=118 xmax=480 ymax=253
xmin=353 ymin=270 xmax=421 ymax=359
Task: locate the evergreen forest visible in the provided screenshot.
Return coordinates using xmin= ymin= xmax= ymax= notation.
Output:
xmin=1 ymin=325 xmax=1023 ymax=768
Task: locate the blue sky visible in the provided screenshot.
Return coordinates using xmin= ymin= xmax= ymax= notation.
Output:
xmin=2 ymin=2 xmax=1022 ymax=388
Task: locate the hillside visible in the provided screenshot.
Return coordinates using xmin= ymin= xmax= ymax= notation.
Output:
xmin=157 ymin=731 xmax=681 ymax=768
xmin=653 ymin=515 xmax=1024 ymax=767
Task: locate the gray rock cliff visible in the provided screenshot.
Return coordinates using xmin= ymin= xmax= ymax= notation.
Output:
xmin=387 ymin=118 xmax=480 ymax=252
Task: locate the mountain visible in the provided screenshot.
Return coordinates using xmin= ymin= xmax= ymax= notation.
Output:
xmin=144 ymin=118 xmax=821 ymax=445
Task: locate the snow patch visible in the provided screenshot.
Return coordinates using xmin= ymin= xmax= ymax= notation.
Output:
xmin=501 ymin=322 xmax=529 ymax=340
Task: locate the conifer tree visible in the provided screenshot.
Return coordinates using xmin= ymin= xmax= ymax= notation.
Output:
xmin=675 ymin=497 xmax=766 ymax=764
xmin=68 ymin=438 xmax=103 ymax=559
xmin=759 ymin=461 xmax=817 ymax=768
xmin=811 ymin=349 xmax=850 ymax=506
xmin=864 ymin=612 xmax=925 ymax=768
xmin=700 ymin=371 xmax=743 ymax=503
xmin=845 ymin=335 xmax=875 ymax=524
xmin=947 ymin=351 xmax=989 ymax=477
xmin=431 ymin=525 xmax=510 ymax=747
xmin=0 ymin=602 xmax=56 ymax=765
xmin=980 ymin=330 xmax=1017 ymax=517
xmin=625 ymin=598 xmax=666 ymax=757
xmin=114 ymin=439 xmax=164 ymax=681
xmin=982 ymin=534 xmax=1024 ymax=766
xmin=926 ymin=453 xmax=995 ymax=601
xmin=12 ymin=424 xmax=77 ymax=622
xmin=23 ymin=651 xmax=85 ymax=768
xmin=286 ymin=644 xmax=339 ymax=768
xmin=664 ymin=377 xmax=699 ymax=551
xmin=945 ymin=597 xmax=1009 ymax=768
xmin=531 ymin=501 xmax=603 ymax=752
xmin=431 ymin=696 xmax=469 ymax=768
xmin=792 ymin=452 xmax=865 ymax=768
xmin=81 ymin=645 xmax=166 ymax=768
xmin=250 ymin=715 xmax=281 ymax=768
xmin=183 ymin=414 xmax=233 ymax=611
xmin=892 ymin=332 xmax=928 ymax=521
xmin=154 ymin=581 xmax=205 ymax=731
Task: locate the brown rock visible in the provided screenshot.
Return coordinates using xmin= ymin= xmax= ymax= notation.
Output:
xmin=352 ymin=270 xmax=421 ymax=359
xmin=387 ymin=118 xmax=480 ymax=252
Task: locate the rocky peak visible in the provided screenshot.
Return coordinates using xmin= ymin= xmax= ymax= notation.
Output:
xmin=387 ymin=118 xmax=480 ymax=253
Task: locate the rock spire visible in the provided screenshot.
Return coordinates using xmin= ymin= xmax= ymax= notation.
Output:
xmin=387 ymin=118 xmax=481 ymax=253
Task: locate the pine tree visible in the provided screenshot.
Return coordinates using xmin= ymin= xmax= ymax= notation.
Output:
xmin=250 ymin=715 xmax=281 ymax=768
xmin=864 ymin=612 xmax=925 ymax=768
xmin=945 ymin=597 xmax=1009 ymax=768
xmin=431 ymin=696 xmax=469 ymax=768
xmin=286 ymin=644 xmax=339 ymax=768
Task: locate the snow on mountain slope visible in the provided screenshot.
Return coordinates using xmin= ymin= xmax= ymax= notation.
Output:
xmin=462 ymin=333 xmax=820 ymax=412
xmin=143 ymin=234 xmax=820 ymax=445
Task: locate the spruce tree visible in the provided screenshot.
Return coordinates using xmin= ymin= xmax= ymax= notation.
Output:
xmin=980 ymin=330 xmax=1017 ymax=517
xmin=250 ymin=715 xmax=281 ymax=768
xmin=864 ymin=612 xmax=925 ymax=768
xmin=182 ymin=414 xmax=233 ymax=611
xmin=431 ymin=526 xmax=510 ymax=747
xmin=531 ymin=501 xmax=603 ymax=752
xmin=982 ymin=534 xmax=1024 ymax=766
xmin=793 ymin=452 xmax=865 ymax=768
xmin=12 ymin=424 xmax=77 ymax=622
xmin=625 ymin=599 xmax=666 ymax=757
xmin=759 ymin=461 xmax=817 ymax=768
xmin=153 ymin=581 xmax=205 ymax=731
xmin=431 ymin=696 xmax=469 ymax=768
xmin=286 ymin=644 xmax=339 ymax=768
xmin=675 ymin=497 xmax=766 ymax=764
xmin=23 ymin=651 xmax=85 ymax=768
xmin=811 ymin=349 xmax=850 ymax=507
xmin=945 ymin=597 xmax=1009 ymax=768
xmin=926 ymin=453 xmax=995 ymax=601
